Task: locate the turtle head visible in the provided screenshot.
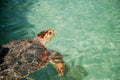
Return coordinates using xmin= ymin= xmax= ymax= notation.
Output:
xmin=33 ymin=28 xmax=55 ymax=45
xmin=37 ymin=28 xmax=55 ymax=40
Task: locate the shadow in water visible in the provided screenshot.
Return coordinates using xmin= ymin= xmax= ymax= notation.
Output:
xmin=0 ymin=46 xmax=10 ymax=64
xmin=20 ymin=61 xmax=88 ymax=80
xmin=0 ymin=0 xmax=35 ymax=45
xmin=64 ymin=64 xmax=88 ymax=80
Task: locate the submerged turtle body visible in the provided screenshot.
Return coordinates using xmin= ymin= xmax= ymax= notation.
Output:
xmin=0 ymin=29 xmax=65 ymax=80
xmin=0 ymin=41 xmax=49 ymax=79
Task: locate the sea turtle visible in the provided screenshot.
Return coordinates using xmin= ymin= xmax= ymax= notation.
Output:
xmin=0 ymin=28 xmax=65 ymax=80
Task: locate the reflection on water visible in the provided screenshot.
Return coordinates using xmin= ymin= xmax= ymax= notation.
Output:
xmin=0 ymin=0 xmax=120 ymax=80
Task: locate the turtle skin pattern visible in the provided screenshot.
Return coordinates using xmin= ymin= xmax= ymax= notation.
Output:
xmin=0 ymin=28 xmax=65 ymax=79
xmin=0 ymin=40 xmax=50 ymax=79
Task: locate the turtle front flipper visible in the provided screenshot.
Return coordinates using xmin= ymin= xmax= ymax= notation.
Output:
xmin=49 ymin=51 xmax=65 ymax=76
xmin=52 ymin=61 xmax=64 ymax=76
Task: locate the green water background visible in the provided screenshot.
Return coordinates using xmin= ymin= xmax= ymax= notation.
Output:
xmin=0 ymin=0 xmax=120 ymax=80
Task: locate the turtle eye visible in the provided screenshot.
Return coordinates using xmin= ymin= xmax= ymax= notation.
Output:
xmin=48 ymin=32 xmax=52 ymax=35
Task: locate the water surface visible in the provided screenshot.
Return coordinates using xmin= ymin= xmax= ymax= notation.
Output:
xmin=0 ymin=0 xmax=120 ymax=80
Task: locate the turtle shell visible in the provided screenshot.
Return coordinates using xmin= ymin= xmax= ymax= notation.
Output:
xmin=0 ymin=40 xmax=50 ymax=79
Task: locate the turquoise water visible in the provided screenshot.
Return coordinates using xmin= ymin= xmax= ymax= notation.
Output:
xmin=0 ymin=0 xmax=120 ymax=80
